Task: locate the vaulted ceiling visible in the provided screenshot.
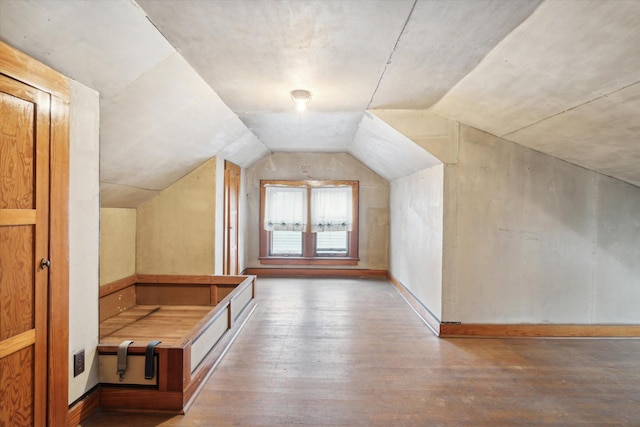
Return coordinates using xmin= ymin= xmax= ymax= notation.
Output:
xmin=1 ymin=0 xmax=639 ymax=207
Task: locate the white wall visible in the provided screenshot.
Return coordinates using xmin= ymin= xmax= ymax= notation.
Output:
xmin=246 ymin=152 xmax=389 ymax=270
xmin=389 ymin=164 xmax=444 ymax=321
xmin=68 ymin=79 xmax=100 ymax=403
xmin=591 ymin=175 xmax=640 ymax=323
xmin=380 ymin=111 xmax=640 ymax=326
xmin=443 ymin=125 xmax=640 ymax=324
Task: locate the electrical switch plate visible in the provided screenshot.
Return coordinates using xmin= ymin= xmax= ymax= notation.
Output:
xmin=73 ymin=349 xmax=85 ymax=377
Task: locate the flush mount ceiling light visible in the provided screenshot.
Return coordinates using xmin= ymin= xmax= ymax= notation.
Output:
xmin=291 ymin=89 xmax=312 ymax=112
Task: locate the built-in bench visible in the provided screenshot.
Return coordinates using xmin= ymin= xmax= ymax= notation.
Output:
xmin=97 ymin=274 xmax=257 ymax=414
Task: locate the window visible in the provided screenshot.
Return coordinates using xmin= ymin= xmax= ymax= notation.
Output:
xmin=259 ymin=180 xmax=359 ymax=265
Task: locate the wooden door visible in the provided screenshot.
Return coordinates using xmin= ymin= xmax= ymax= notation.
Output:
xmin=0 ymin=74 xmax=50 ymax=426
xmin=223 ymin=161 xmax=241 ymax=275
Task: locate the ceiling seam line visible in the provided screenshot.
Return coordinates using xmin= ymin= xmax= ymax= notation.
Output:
xmin=431 ymin=1 xmax=543 ymax=113
xmin=101 ymin=181 xmax=161 ymax=192
xmin=501 ymin=79 xmax=640 ymax=138
xmin=135 ymin=0 xmax=178 ymax=53
xmin=366 ymin=0 xmax=418 ymax=110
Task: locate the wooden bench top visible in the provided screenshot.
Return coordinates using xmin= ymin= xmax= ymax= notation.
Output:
xmin=99 ymin=305 xmax=213 ymax=346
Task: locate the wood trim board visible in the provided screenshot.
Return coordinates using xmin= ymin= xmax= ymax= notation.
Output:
xmin=99 ymin=274 xmax=137 ymax=298
xmin=440 ymin=323 xmax=640 ymax=338
xmin=99 ymin=274 xmax=255 ymax=299
xmin=0 ymin=41 xmax=69 ymax=101
xmin=67 ymin=388 xmax=100 ymax=426
xmin=48 ymin=81 xmax=71 ymax=427
xmin=136 ymin=274 xmax=252 ymax=286
xmin=243 ymin=268 xmax=387 ymax=278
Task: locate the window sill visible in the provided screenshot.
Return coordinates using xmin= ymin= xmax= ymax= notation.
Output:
xmin=258 ymin=257 xmax=359 ymax=266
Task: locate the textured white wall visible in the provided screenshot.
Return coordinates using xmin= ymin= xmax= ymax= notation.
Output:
xmin=443 ymin=125 xmax=640 ymax=324
xmin=389 ymin=164 xmax=444 ymax=320
xmin=246 ymin=153 xmax=389 ymax=270
xmin=380 ymin=111 xmax=640 ymax=325
xmin=68 ymin=79 xmax=100 ymax=403
xmin=592 ymin=175 xmax=640 ymax=323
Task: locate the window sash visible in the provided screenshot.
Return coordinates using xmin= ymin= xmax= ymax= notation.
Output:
xmin=271 ymin=230 xmax=303 ymax=255
xmin=315 ymin=230 xmax=348 ymax=255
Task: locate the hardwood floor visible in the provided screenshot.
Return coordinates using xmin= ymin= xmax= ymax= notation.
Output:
xmin=83 ymin=278 xmax=640 ymax=426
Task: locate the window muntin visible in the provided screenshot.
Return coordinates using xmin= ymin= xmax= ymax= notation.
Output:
xmin=259 ymin=180 xmax=359 ymax=264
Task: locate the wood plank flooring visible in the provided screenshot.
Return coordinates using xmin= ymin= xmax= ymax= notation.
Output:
xmin=83 ymin=278 xmax=640 ymax=426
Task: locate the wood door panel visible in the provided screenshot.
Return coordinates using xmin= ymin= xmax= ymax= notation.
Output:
xmin=0 ymin=226 xmax=35 ymax=341
xmin=224 ymin=161 xmax=240 ymax=275
xmin=0 ymin=91 xmax=35 ymax=210
xmin=1 ymin=41 xmax=70 ymax=426
xmin=0 ymin=346 xmax=34 ymax=427
xmin=0 ymin=72 xmax=49 ymax=425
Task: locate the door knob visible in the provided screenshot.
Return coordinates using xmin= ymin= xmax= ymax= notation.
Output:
xmin=40 ymin=258 xmax=51 ymax=269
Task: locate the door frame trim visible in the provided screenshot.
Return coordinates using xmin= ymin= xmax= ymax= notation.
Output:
xmin=1 ymin=40 xmax=70 ymax=426
xmin=223 ymin=161 xmax=241 ymax=275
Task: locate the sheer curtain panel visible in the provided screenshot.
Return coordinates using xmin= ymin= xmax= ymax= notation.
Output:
xmin=264 ymin=186 xmax=307 ymax=231
xmin=310 ymin=186 xmax=352 ymax=232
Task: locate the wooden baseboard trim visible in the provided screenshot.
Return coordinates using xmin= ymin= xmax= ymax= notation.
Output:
xmin=386 ymin=273 xmax=640 ymax=339
xmin=68 ymin=387 xmax=100 ymax=426
xmin=99 ymin=275 xmax=137 ymax=298
xmin=243 ymin=268 xmax=388 ymax=279
xmin=440 ymin=323 xmax=640 ymax=338
xmin=387 ymin=273 xmax=441 ymax=336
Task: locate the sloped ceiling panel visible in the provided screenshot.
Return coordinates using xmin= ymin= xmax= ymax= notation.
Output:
xmin=349 ymin=112 xmax=441 ymax=182
xmin=371 ymin=110 xmax=459 ymax=164
xmin=0 ymin=0 xmax=174 ymax=98
xmin=136 ymin=0 xmax=416 ymax=152
xmin=217 ymin=132 xmax=271 ymax=169
xmin=432 ymin=0 xmax=640 ymax=187
xmin=371 ymin=0 xmax=542 ymax=109
xmin=0 ymin=0 xmax=271 ymax=207
xmin=432 ymin=0 xmax=640 ymax=136
xmin=506 ymin=82 xmax=640 ymax=187
xmin=100 ymin=52 xmax=254 ymax=190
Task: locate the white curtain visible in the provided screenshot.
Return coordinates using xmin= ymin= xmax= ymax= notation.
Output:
xmin=310 ymin=186 xmax=352 ymax=232
xmin=264 ymin=186 xmax=307 ymax=231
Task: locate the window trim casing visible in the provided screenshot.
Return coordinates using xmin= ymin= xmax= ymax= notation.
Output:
xmin=259 ymin=179 xmax=359 ymax=265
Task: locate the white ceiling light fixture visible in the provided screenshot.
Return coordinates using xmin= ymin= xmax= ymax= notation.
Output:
xmin=291 ymin=89 xmax=312 ymax=112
